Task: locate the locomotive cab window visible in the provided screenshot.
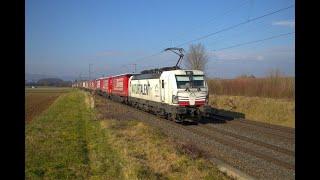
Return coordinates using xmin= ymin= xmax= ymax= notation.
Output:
xmin=175 ymin=75 xmax=204 ymax=89
xmin=161 ymin=80 xmax=164 ymax=88
xmin=192 ymin=75 xmax=205 ymax=87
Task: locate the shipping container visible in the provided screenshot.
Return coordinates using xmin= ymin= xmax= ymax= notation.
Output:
xmin=110 ymin=74 xmax=133 ymax=97
xmin=108 ymin=77 xmax=113 ymax=94
xmin=101 ymin=77 xmax=110 ymax=93
xmin=95 ymin=78 xmax=104 ymax=91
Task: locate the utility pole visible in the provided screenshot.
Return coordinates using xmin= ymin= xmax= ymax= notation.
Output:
xmin=89 ymin=64 xmax=93 ymax=80
xmin=132 ymin=64 xmax=137 ymax=73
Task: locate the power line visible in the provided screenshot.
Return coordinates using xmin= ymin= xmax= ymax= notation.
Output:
xmin=167 ymin=0 xmax=251 ymax=43
xmin=212 ymin=32 xmax=294 ymax=52
xmin=175 ymin=4 xmax=294 ymax=47
xmin=88 ymin=64 xmax=93 ymax=80
xmin=106 ymin=4 xmax=294 ymax=74
xmin=124 ymin=4 xmax=294 ymax=67
xmin=124 ymin=1 xmax=252 ymax=66
xmin=206 ymin=17 xmax=282 ymax=48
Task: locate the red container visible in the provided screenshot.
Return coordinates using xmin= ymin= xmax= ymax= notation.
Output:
xmin=88 ymin=81 xmax=92 ymax=89
xmin=99 ymin=78 xmax=104 ymax=91
xmin=94 ymin=80 xmax=97 ymax=90
xmin=108 ymin=77 xmax=112 ymax=94
xmin=95 ymin=78 xmax=104 ymax=91
xmin=95 ymin=79 xmax=99 ymax=90
xmin=88 ymin=80 xmax=91 ymax=89
xmin=110 ymin=74 xmax=133 ymax=97
xmin=90 ymin=80 xmax=96 ymax=90
xmin=101 ymin=77 xmax=109 ymax=93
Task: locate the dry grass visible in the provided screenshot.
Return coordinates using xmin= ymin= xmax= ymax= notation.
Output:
xmin=207 ymin=76 xmax=294 ymax=100
xmin=209 ymin=94 xmax=295 ymax=128
xmin=93 ymin=95 xmax=231 ymax=179
xmin=100 ymin=119 xmax=231 ymax=179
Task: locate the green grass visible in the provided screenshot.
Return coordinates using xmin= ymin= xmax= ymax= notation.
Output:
xmin=209 ymin=94 xmax=295 ymax=128
xmin=26 ymin=90 xmax=123 ymax=179
xmin=26 ymin=90 xmax=231 ymax=179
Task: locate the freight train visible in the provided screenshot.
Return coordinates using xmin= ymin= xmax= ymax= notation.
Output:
xmin=73 ymin=66 xmax=209 ymax=123
xmin=73 ymin=48 xmax=209 ymax=123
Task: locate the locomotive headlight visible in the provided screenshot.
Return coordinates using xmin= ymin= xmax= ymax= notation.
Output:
xmin=172 ymin=95 xmax=179 ymax=104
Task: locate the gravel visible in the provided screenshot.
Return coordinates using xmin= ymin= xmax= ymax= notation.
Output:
xmin=205 ymin=121 xmax=295 ymax=153
xmin=95 ymin=95 xmax=295 ymax=180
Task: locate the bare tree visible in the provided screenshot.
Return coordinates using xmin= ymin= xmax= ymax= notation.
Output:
xmin=185 ymin=43 xmax=209 ymax=71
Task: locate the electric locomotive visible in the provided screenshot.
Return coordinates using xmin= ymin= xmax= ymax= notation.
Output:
xmin=129 ymin=67 xmax=208 ymax=122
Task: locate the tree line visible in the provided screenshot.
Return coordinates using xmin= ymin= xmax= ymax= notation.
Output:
xmin=25 ymin=78 xmax=72 ymax=87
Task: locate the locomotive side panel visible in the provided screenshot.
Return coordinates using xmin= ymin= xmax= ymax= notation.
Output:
xmin=129 ymin=78 xmax=161 ymax=103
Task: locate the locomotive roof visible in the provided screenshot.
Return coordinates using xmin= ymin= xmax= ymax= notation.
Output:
xmin=131 ymin=73 xmax=161 ymax=80
xmin=132 ymin=69 xmax=204 ymax=80
xmin=111 ymin=73 xmax=139 ymax=78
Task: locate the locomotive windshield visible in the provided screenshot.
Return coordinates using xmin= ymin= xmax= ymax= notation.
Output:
xmin=176 ymin=75 xmax=205 ymax=89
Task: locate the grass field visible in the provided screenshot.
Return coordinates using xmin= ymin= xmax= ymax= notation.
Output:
xmin=26 ymin=90 xmax=231 ymax=179
xmin=25 ymin=87 xmax=71 ymax=122
xmin=207 ymin=76 xmax=294 ymax=100
xmin=206 ymin=74 xmax=295 ymax=128
xmin=209 ymin=94 xmax=295 ymax=128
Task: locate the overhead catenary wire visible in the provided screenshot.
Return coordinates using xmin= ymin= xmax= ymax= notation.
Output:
xmin=206 ymin=17 xmax=286 ymax=48
xmin=212 ymin=32 xmax=294 ymax=52
xmin=165 ymin=0 xmax=252 ymax=45
xmin=125 ymin=4 xmax=294 ymax=66
xmin=91 ymin=4 xmax=294 ymax=76
xmin=123 ymin=0 xmax=252 ymax=66
xmin=175 ymin=4 xmax=294 ymax=47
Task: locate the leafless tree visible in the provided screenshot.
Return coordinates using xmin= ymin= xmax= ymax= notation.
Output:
xmin=185 ymin=43 xmax=209 ymax=71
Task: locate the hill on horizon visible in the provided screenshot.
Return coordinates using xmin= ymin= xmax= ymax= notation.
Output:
xmin=26 ymin=73 xmax=77 ymax=82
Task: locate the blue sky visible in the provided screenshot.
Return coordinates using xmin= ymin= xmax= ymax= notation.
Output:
xmin=26 ymin=0 xmax=295 ymax=79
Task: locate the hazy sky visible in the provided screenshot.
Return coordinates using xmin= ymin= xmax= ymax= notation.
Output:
xmin=26 ymin=0 xmax=295 ymax=79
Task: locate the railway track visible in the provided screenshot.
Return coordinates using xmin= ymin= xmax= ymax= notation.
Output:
xmin=185 ymin=125 xmax=294 ymax=170
xmin=235 ymin=118 xmax=294 ymax=134
xmin=198 ymin=124 xmax=294 ymax=156
xmin=94 ymin=94 xmax=295 ymax=179
xmin=208 ymin=114 xmax=294 ymax=141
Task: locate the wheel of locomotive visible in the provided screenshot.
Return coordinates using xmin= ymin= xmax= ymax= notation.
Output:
xmin=195 ymin=110 xmax=202 ymax=123
xmin=171 ymin=113 xmax=183 ymax=123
